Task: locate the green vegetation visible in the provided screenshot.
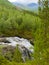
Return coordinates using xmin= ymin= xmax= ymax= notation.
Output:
xmin=13 ymin=45 xmax=22 ymax=62
xmin=0 ymin=0 xmax=49 ymax=65
xmin=0 ymin=0 xmax=41 ymax=39
xmin=34 ymin=0 xmax=49 ymax=65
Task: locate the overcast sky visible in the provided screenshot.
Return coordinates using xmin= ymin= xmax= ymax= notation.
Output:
xmin=8 ymin=0 xmax=38 ymax=4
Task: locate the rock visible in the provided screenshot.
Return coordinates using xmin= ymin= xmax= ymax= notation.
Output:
xmin=2 ymin=45 xmax=15 ymax=61
xmin=0 ymin=37 xmax=34 ymax=62
xmin=1 ymin=45 xmax=33 ymax=62
xmin=18 ymin=45 xmax=33 ymax=62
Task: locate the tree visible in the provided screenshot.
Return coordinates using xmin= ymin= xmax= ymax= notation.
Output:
xmin=34 ymin=0 xmax=49 ymax=65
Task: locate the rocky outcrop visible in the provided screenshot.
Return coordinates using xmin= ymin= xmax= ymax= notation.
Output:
xmin=1 ymin=45 xmax=33 ymax=62
xmin=2 ymin=45 xmax=15 ymax=61
xmin=0 ymin=37 xmax=34 ymax=62
xmin=18 ymin=45 xmax=33 ymax=62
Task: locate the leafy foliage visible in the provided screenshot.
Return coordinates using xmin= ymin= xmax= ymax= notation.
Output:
xmin=0 ymin=0 xmax=41 ymax=39
xmin=0 ymin=0 xmax=49 ymax=65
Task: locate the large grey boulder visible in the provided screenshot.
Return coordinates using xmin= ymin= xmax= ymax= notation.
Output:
xmin=1 ymin=45 xmax=33 ymax=62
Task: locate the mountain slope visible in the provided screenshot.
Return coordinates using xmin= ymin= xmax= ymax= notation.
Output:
xmin=27 ymin=3 xmax=38 ymax=8
xmin=27 ymin=3 xmax=38 ymax=12
xmin=0 ymin=0 xmax=15 ymax=9
xmin=0 ymin=0 xmax=40 ymax=38
xmin=12 ymin=2 xmax=38 ymax=12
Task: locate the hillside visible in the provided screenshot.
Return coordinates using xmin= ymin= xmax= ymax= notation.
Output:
xmin=0 ymin=0 xmax=49 ymax=65
xmin=0 ymin=0 xmax=15 ymax=8
xmin=0 ymin=0 xmax=41 ymax=64
xmin=0 ymin=0 xmax=41 ymax=38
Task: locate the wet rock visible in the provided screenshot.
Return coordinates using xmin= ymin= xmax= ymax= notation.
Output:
xmin=17 ymin=45 xmax=33 ymax=62
xmin=0 ymin=37 xmax=34 ymax=62
xmin=1 ymin=45 xmax=33 ymax=62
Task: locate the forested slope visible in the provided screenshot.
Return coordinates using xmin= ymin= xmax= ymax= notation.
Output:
xmin=0 ymin=0 xmax=41 ymax=40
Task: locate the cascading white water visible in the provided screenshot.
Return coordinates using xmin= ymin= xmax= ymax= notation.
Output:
xmin=0 ymin=37 xmax=34 ymax=52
